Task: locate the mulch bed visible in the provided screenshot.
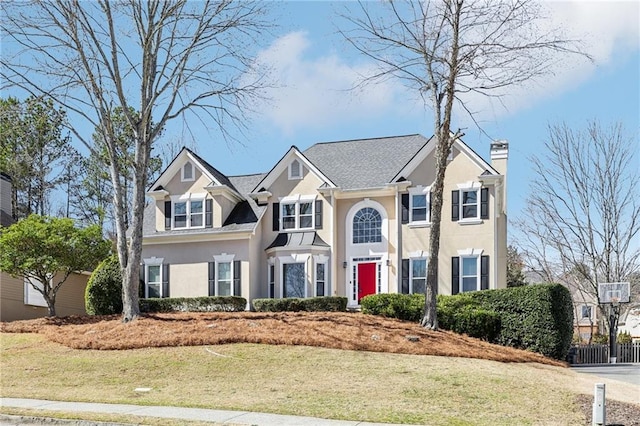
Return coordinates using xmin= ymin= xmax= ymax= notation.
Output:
xmin=576 ymin=394 xmax=640 ymax=426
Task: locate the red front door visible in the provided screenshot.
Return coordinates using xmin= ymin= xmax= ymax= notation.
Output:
xmin=357 ymin=262 xmax=377 ymax=303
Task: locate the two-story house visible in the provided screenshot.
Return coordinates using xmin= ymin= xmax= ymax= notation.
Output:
xmin=140 ymin=134 xmax=508 ymax=307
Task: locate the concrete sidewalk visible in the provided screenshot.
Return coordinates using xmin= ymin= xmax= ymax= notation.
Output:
xmin=1 ymin=398 xmax=414 ymax=426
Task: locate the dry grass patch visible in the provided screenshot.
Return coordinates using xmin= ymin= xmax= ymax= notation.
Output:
xmin=1 ymin=311 xmax=564 ymax=365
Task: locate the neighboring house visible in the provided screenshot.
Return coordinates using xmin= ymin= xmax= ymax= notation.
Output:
xmin=141 ymin=134 xmax=508 ymax=308
xmin=618 ymin=304 xmax=640 ymax=341
xmin=0 ymin=172 xmax=90 ymax=322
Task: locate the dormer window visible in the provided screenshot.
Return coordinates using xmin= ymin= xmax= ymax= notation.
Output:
xmin=288 ymin=159 xmax=302 ymax=180
xmin=182 ymin=161 xmax=194 ymax=182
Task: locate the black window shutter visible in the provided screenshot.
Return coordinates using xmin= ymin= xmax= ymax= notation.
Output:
xmin=401 ymin=259 xmax=410 ymax=294
xmin=481 ymin=255 xmax=489 ymax=290
xmin=208 ymin=262 xmax=215 ymax=296
xmin=451 ymin=190 xmax=459 ymax=222
xmin=480 ymin=188 xmax=489 ymax=219
xmin=164 ymin=201 xmax=171 ymax=230
xmin=162 ymin=264 xmax=170 ymax=298
xmin=205 ymin=199 xmax=213 ymax=228
xmin=269 ymin=264 xmax=275 ymax=298
xmin=139 ymin=264 xmax=145 ymax=298
xmin=233 ymin=260 xmax=241 ymax=296
xmin=401 ymin=194 xmax=409 ymax=224
xmin=429 ymin=191 xmax=433 ymax=221
xmin=272 ymin=202 xmax=280 ymax=232
xmin=451 ymin=257 xmax=460 ymax=295
xmin=315 ymin=199 xmax=323 ymax=229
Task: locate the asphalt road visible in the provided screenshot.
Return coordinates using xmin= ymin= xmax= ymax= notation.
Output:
xmin=572 ymin=364 xmax=640 ymax=386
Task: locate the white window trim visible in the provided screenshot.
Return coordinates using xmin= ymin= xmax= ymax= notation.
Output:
xmin=171 ymin=193 xmax=206 ymax=230
xmin=313 ymin=254 xmax=329 ymax=297
xmin=456 ymin=181 xmax=482 ymax=224
xmin=181 ymin=161 xmax=195 ymax=182
xmin=24 ymin=277 xmax=48 ymax=307
xmin=581 ymin=305 xmax=592 ymax=319
xmin=143 ymin=257 xmax=164 ymax=298
xmin=279 ymin=194 xmax=316 ymax=231
xmin=460 ymin=255 xmax=480 ymax=293
xmin=288 ymin=159 xmax=303 ymax=180
xmin=213 ymin=253 xmax=236 ymax=297
xmin=409 ymin=186 xmax=431 ymax=227
xmin=279 ymin=254 xmax=309 ymax=298
xmin=409 ymin=257 xmax=427 ymax=294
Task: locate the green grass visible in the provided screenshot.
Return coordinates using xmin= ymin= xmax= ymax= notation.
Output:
xmin=0 ymin=333 xmax=587 ymax=425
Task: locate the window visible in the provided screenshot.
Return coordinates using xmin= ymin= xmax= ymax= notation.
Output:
xmin=461 ymin=256 xmax=478 ymax=292
xmin=217 ymin=262 xmax=232 ymax=296
xmin=268 ymin=263 xmax=275 ymax=298
xmin=316 ymin=263 xmax=326 ymax=296
xmin=289 ymin=159 xmax=302 ymax=179
xmin=280 ymin=197 xmax=316 ymax=231
xmin=182 ymin=161 xmax=194 ymax=181
xmin=283 ymin=263 xmax=305 ymax=298
xmin=353 ymin=207 xmax=382 ymax=244
xmin=581 ymin=305 xmax=592 ymax=319
xmin=24 ymin=277 xmax=47 ymax=307
xmin=461 ymin=189 xmax=478 ymax=219
xmin=173 ymin=198 xmax=205 ymax=229
xmin=411 ymin=259 xmax=427 ymax=294
xmin=409 ymin=187 xmax=430 ymax=224
xmin=147 ymin=265 xmax=162 ymax=298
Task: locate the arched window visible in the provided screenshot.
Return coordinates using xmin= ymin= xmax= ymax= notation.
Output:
xmin=182 ymin=161 xmax=194 ymax=181
xmin=352 ymin=207 xmax=382 ymax=244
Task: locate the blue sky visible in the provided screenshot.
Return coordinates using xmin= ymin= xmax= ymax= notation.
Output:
xmin=4 ymin=1 xmax=639 ymax=238
xmin=171 ymin=1 xmax=639 ymax=236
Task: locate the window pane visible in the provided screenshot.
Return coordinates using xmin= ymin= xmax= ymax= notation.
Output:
xmin=316 ymin=264 xmax=325 ymax=281
xmin=462 ymin=205 xmax=477 ymax=218
xmin=217 ymin=262 xmax=231 ymax=280
xmin=412 ymin=208 xmax=427 ymax=222
xmin=218 ymin=281 xmax=231 ymax=296
xmin=412 ymin=259 xmax=426 ymax=278
xmin=412 ymin=278 xmax=426 ymax=294
xmin=191 ymin=200 xmax=203 ymax=213
xmin=463 ymin=191 xmax=477 ymax=204
xmin=284 ymin=263 xmax=305 ymax=298
xmin=462 ymin=258 xmax=477 ymax=276
xmin=353 ymin=207 xmax=382 ymax=244
xmin=299 ymin=202 xmax=313 ymax=215
xmin=462 ymin=277 xmax=477 ymax=292
xmin=283 ymin=204 xmax=296 ymax=215
xmin=299 ymin=216 xmax=312 ymax=228
xmin=174 ymin=215 xmax=187 ymax=228
xmin=148 ymin=265 xmax=160 ymax=283
xmin=174 ymin=202 xmax=187 ymax=215
xmin=282 ymin=217 xmax=296 ymax=229
xmin=191 ymin=214 xmax=203 ymax=227
xmin=148 ymin=283 xmax=161 ymax=298
xmin=412 ymin=194 xmax=426 ymax=208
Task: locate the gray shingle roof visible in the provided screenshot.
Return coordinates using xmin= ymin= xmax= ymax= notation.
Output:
xmin=303 ymin=134 xmax=430 ymax=190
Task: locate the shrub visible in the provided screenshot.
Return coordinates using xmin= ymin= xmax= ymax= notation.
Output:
xmin=253 ymin=297 xmax=348 ymax=312
xmin=465 ymin=283 xmax=574 ymax=360
xmin=617 ymin=331 xmax=632 ymax=344
xmin=440 ymin=306 xmax=501 ymax=341
xmin=360 ymin=293 xmax=424 ymax=322
xmin=591 ymin=333 xmax=608 ymax=344
xmin=85 ymin=255 xmax=123 ymax=315
xmin=140 ymin=296 xmax=247 ymax=313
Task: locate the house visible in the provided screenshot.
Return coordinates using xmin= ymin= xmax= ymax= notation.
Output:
xmin=0 ymin=172 xmax=90 ymax=321
xmin=140 ymin=134 xmax=508 ymax=308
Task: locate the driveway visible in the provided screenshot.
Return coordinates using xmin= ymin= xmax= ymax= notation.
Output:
xmin=571 ymin=364 xmax=640 ymax=386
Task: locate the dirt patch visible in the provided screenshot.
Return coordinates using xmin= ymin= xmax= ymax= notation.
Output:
xmin=1 ymin=311 xmax=565 ymax=366
xmin=576 ymin=394 xmax=640 ymax=426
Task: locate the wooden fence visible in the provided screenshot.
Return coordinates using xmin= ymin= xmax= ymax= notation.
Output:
xmin=570 ymin=342 xmax=640 ymax=364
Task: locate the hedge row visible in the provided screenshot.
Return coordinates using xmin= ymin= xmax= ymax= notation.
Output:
xmin=139 ymin=296 xmax=247 ymax=313
xmin=361 ymin=283 xmax=574 ymax=360
xmin=253 ymin=296 xmax=348 ymax=312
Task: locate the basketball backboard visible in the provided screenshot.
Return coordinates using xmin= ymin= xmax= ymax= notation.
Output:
xmin=598 ymin=282 xmax=630 ymax=304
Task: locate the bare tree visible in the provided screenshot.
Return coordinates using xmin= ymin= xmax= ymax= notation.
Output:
xmin=518 ymin=121 xmax=640 ymax=342
xmin=339 ymin=0 xmax=585 ymax=328
xmin=1 ymin=0 xmax=271 ymax=321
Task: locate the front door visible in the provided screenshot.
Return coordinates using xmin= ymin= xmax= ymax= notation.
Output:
xmin=357 ymin=262 xmax=377 ymax=303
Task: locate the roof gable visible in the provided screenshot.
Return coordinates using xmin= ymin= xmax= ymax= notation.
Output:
xmin=392 ymin=135 xmax=499 ymax=183
xmin=251 ymin=146 xmax=336 ymax=193
xmin=148 ymin=147 xmax=240 ymax=197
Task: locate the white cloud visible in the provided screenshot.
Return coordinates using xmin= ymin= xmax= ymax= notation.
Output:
xmin=455 ymin=0 xmax=640 ymax=124
xmin=249 ymin=31 xmax=416 ymax=136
